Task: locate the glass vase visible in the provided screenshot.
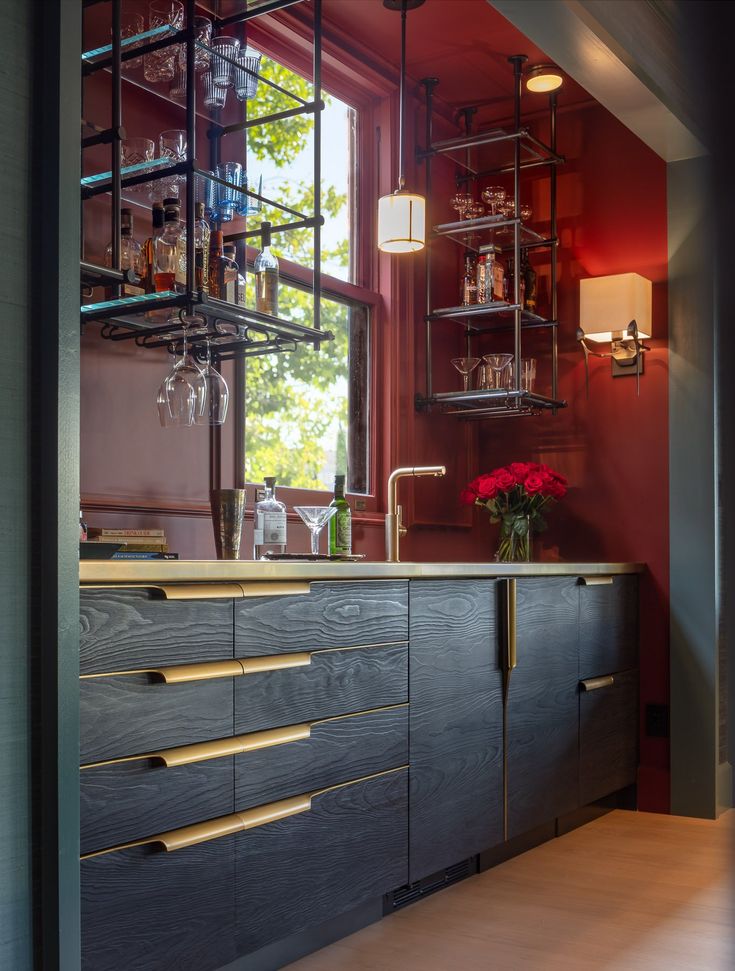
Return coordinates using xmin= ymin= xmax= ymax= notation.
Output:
xmin=495 ymin=514 xmax=532 ymax=563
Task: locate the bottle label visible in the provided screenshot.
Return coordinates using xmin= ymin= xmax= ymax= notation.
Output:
xmin=255 ymin=510 xmax=287 ymax=544
xmin=335 ymin=513 xmax=352 ymax=553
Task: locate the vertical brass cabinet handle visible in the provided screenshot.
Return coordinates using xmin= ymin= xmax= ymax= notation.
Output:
xmin=578 ymin=576 xmax=614 ymax=586
xmin=580 ymin=674 xmax=615 ymax=691
xmin=499 ymin=578 xmax=517 ymax=672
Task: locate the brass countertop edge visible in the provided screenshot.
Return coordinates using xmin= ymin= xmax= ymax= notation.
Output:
xmin=80 ymin=561 xmax=645 ymax=585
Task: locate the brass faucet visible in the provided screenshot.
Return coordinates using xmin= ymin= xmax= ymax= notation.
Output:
xmin=385 ymin=466 xmax=447 ymax=562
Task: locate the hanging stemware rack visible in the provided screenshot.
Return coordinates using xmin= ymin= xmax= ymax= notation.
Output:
xmin=79 ymin=0 xmax=330 ymax=359
xmin=415 ymin=56 xmax=568 ymax=419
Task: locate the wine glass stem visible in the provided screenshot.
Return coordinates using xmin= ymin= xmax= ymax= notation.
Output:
xmin=463 ymin=374 xmax=470 ymax=392
xmin=310 ymin=528 xmax=320 ymax=556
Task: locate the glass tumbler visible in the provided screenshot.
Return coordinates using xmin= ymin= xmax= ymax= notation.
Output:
xmin=202 ymin=70 xmax=227 ymax=110
xmin=121 ymin=137 xmax=155 ymax=194
xmin=120 ymin=13 xmax=145 ymax=71
xmin=158 ymin=129 xmax=187 ymax=195
xmin=215 ymin=162 xmax=243 ymax=221
xmin=144 ymin=0 xmax=184 ymax=83
xmin=234 ymin=48 xmax=262 ymax=100
xmin=177 ymin=15 xmax=213 ymax=73
xmin=236 ymin=170 xmax=263 ymax=215
xmin=210 ymin=36 xmax=240 ymax=87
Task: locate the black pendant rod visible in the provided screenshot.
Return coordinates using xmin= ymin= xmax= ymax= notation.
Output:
xmin=398 ymin=0 xmax=406 ymax=190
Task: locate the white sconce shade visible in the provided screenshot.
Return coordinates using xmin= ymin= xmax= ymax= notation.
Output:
xmin=526 ymin=65 xmax=563 ymax=93
xmin=377 ymin=190 xmax=426 ymax=253
xmin=579 ymin=272 xmax=652 ymax=342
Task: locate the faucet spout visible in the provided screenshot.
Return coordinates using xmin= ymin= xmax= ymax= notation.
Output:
xmin=385 ymin=465 xmax=447 ymax=563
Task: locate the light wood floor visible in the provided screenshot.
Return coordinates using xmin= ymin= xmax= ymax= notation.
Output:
xmin=287 ymin=810 xmax=734 ymax=971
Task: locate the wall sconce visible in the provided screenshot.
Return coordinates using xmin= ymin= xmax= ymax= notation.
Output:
xmin=577 ymin=272 xmax=652 ymax=395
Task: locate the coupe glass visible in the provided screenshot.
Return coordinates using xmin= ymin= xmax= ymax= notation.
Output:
xmin=120 ymin=13 xmax=145 ymax=71
xmin=202 ymin=70 xmax=227 ymax=110
xmin=194 ymin=340 xmax=229 ymax=426
xmin=294 ymin=506 xmax=337 ymax=556
xmin=483 ymin=353 xmax=514 ymax=390
xmin=234 ymin=48 xmax=262 ymax=100
xmin=144 ymin=0 xmax=184 ymax=83
xmin=465 ymin=201 xmax=485 ymax=221
xmin=520 ymin=202 xmax=533 ymax=223
xmin=451 ymin=356 xmax=480 ymax=392
xmin=450 ymin=192 xmax=473 ymax=220
xmin=211 ymin=35 xmax=240 ymax=87
xmin=481 ymin=186 xmax=506 ymax=216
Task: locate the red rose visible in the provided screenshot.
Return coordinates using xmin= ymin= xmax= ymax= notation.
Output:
xmin=460 ymin=488 xmax=477 ymax=506
xmin=509 ymin=462 xmax=531 ymax=483
xmin=475 ymin=474 xmax=499 ymax=500
xmin=548 ymin=479 xmax=567 ymax=500
xmin=524 ymin=472 xmax=545 ymax=494
xmin=494 ymin=469 xmax=515 ymax=493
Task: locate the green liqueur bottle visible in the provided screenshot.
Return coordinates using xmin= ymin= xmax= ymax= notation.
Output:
xmin=328 ymin=474 xmax=352 ymax=556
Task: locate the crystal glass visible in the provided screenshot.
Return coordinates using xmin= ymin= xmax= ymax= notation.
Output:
xmin=158 ymin=129 xmax=186 ymax=194
xmin=211 ymin=35 xmax=240 ymax=87
xmin=483 ymin=353 xmax=514 ymax=390
xmin=194 ymin=341 xmax=230 ymax=426
xmin=520 ymin=202 xmax=533 ymax=222
xmin=177 ymin=15 xmax=212 ymax=72
xmin=157 ymin=330 xmax=207 ymax=428
xmin=294 ymin=506 xmax=337 ymax=556
xmin=481 ymin=185 xmax=506 ymax=216
xmin=234 ymin=48 xmax=262 ymax=100
xmin=464 ymin=201 xmax=485 ymax=221
xmin=121 ymin=137 xmax=155 ymax=194
xmin=450 ymin=192 xmax=473 ymax=220
xmin=144 ymin=0 xmax=184 ymax=83
xmin=120 ymin=13 xmax=145 ymax=71
xmin=236 ymin=170 xmax=263 ymax=215
xmin=520 ymin=357 xmax=537 ymax=392
xmin=215 ymin=162 xmax=243 ymax=220
xmin=451 ymin=356 xmax=480 ymax=392
xmin=169 ymin=66 xmax=186 ymax=102
xmin=202 ymin=70 xmax=227 ymax=110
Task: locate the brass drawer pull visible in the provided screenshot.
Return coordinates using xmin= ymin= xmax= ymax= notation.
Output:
xmin=81 ymin=581 xmax=312 ymax=600
xmin=580 ymin=675 xmax=615 ymax=691
xmin=237 ymin=653 xmax=312 ymax=676
xmin=578 ymin=576 xmax=614 ymax=586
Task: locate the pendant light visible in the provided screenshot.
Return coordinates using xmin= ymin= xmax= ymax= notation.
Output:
xmin=377 ymin=0 xmax=426 ymax=254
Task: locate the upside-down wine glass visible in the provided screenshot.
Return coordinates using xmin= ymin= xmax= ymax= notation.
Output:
xmin=157 ymin=312 xmax=207 ymax=427
xmin=294 ymin=506 xmax=337 ymax=556
xmin=451 ymin=356 xmax=480 ymax=392
xmin=194 ymin=338 xmax=230 ymax=426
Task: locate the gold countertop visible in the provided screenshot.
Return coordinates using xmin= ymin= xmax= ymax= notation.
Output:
xmin=80 ymin=560 xmax=644 ymax=585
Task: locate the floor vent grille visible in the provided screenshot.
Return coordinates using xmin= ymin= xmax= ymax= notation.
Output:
xmin=385 ymin=856 xmax=478 ymax=913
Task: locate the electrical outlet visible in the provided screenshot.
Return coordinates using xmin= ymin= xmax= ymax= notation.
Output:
xmin=645 ymin=703 xmax=669 ymax=738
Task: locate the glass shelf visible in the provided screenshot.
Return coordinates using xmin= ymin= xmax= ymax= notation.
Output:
xmin=428 ymin=302 xmax=557 ymax=334
xmin=417 ymin=388 xmax=567 ymax=419
xmin=432 ymin=215 xmax=550 ymax=253
xmin=426 ymin=127 xmax=563 ymax=177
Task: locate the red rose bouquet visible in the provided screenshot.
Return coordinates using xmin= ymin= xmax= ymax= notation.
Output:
xmin=461 ymin=462 xmax=568 ymax=562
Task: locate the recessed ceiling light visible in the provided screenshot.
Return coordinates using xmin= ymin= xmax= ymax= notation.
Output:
xmin=526 ymin=64 xmax=563 ymax=93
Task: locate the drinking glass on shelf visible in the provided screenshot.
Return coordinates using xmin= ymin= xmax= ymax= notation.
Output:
xmin=194 ymin=339 xmax=229 ymax=426
xmin=169 ymin=66 xmax=186 ymax=102
xmin=520 ymin=357 xmax=537 ymax=392
xmin=120 ymin=13 xmax=145 ymax=71
xmin=481 ymin=186 xmax=506 ymax=216
xmin=450 ymin=192 xmax=473 ymax=220
xmin=121 ymin=137 xmax=155 ymax=194
xmin=215 ymin=162 xmax=243 ymax=220
xmin=483 ymin=353 xmax=513 ymax=390
xmin=177 ymin=15 xmax=213 ymax=72
xmin=236 ymin=170 xmax=263 ymax=215
xmin=202 ymin=70 xmax=227 ymax=110
xmin=496 ymin=199 xmax=515 ymax=234
xmin=158 ymin=129 xmax=187 ymax=194
xmin=465 ymin=201 xmax=485 ymax=221
xmin=144 ymin=0 xmax=184 ymax=83
xmin=211 ymin=35 xmax=240 ymax=87
xmin=520 ymin=202 xmax=533 ymax=223
xmin=234 ymin=48 xmax=262 ymax=100
xmin=294 ymin=506 xmax=337 ymax=557
xmin=451 ymin=356 xmax=480 ymax=392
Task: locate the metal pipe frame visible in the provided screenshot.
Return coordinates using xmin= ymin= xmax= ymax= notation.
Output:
xmin=313 ymin=0 xmax=322 ymax=337
xmin=550 ymin=91 xmax=559 ymax=411
xmin=422 ymin=78 xmax=438 ymax=401
xmin=510 ymin=55 xmax=526 ymax=405
xmin=110 ymin=0 xmax=121 ymax=294
xmin=215 ymin=0 xmax=307 ymax=30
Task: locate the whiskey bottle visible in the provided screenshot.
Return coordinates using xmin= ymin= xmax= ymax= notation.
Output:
xmin=153 ymin=200 xmax=182 ymax=293
xmin=141 ymin=202 xmax=164 ymax=294
xmin=254 ymin=222 xmax=279 ymax=316
xmin=522 ymin=254 xmax=538 ymax=314
xmin=253 ymin=477 xmax=287 ymax=559
xmin=104 ymin=208 xmax=144 ymax=297
xmin=328 ymin=474 xmax=352 ymax=556
xmin=223 ymin=242 xmax=245 ymax=305
xmin=460 ymin=253 xmax=477 ymax=306
xmin=175 ymin=202 xmax=211 ymax=293
xmin=207 ymin=230 xmax=229 ymax=300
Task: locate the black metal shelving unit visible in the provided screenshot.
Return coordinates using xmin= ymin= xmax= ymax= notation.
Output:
xmin=79 ymin=0 xmax=328 ymax=360
xmin=416 ymin=57 xmax=567 ymax=420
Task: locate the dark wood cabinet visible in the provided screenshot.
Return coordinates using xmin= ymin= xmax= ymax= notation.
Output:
xmin=506 ymin=578 xmax=580 ymax=840
xmin=578 ymin=575 xmax=638 ymax=679
xmin=579 ymin=668 xmax=639 ymax=805
xmin=409 ymin=581 xmax=503 ymax=881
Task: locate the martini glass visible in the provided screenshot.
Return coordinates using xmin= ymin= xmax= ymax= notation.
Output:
xmin=294 ymin=506 xmax=337 ymax=556
xmin=451 ymin=356 xmax=480 ymax=392
xmin=483 ymin=353 xmax=514 ymax=392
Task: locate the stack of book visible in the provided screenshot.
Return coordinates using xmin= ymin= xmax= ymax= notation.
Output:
xmin=86 ymin=528 xmax=177 ymax=559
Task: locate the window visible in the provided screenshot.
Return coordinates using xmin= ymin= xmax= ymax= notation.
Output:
xmin=239 ymin=49 xmax=371 ymax=494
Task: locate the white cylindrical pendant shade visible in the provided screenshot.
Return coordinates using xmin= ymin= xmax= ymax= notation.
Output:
xmin=579 ymin=272 xmax=652 ymax=342
xmin=377 ymin=191 xmax=426 ymax=253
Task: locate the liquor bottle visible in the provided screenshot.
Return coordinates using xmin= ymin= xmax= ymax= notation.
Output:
xmin=254 ymin=221 xmax=279 ymax=316
xmin=460 ymin=253 xmax=477 ymax=306
xmin=207 ymin=230 xmax=231 ymax=300
xmin=223 ymin=242 xmax=245 ymax=305
xmin=175 ymin=202 xmax=211 ymax=293
xmin=104 ymin=208 xmax=144 ymax=296
xmin=253 ymin=477 xmax=287 ymax=559
xmin=153 ymin=200 xmax=182 ymax=293
xmin=506 ymin=258 xmax=526 ymax=307
xmin=522 ymin=254 xmax=538 ymax=314
xmin=328 ymin=474 xmax=352 ymax=556
xmin=141 ymin=202 xmax=164 ymax=294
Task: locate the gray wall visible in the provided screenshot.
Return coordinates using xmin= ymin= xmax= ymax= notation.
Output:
xmin=0 ymin=0 xmax=33 ymax=965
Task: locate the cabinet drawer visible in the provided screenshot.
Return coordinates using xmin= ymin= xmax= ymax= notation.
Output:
xmin=235 ymin=705 xmax=408 ymax=810
xmin=234 ymin=643 xmax=408 ymax=735
xmin=580 ymin=668 xmax=638 ymax=805
xmin=80 ymin=588 xmax=233 ymax=675
xmin=579 ymin=574 xmax=638 ymax=678
xmin=81 ymin=836 xmax=235 ymax=971
xmin=81 ymin=756 xmax=234 ymax=857
xmin=235 ymin=580 xmax=408 ymax=656
xmin=80 ymin=674 xmax=234 ymax=764
xmin=236 ymin=768 xmax=408 ymax=955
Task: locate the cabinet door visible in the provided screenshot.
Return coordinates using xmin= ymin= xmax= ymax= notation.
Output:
xmin=580 ymin=668 xmax=638 ymax=804
xmin=579 ymin=575 xmax=638 ymax=679
xmin=409 ymin=581 xmax=503 ymax=882
xmin=507 ymin=578 xmax=579 ymax=840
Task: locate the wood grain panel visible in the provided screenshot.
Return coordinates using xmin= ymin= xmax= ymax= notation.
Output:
xmin=235 ymin=771 xmax=408 ymax=955
xmin=409 ymin=581 xmax=503 ymax=882
xmin=579 ymin=575 xmax=638 ymax=678
xmin=80 ymin=675 xmax=233 ymax=764
xmin=508 ymin=578 xmax=579 ymax=840
xmin=580 ymin=668 xmax=639 ymax=805
xmin=81 ymin=757 xmax=234 ymax=856
xmin=80 ymin=589 xmax=233 ymax=675
xmin=235 ymin=707 xmax=408 ymax=810
xmin=235 ymin=581 xmax=408 ymax=655
xmin=234 ymin=644 xmax=407 ymax=735
xmin=81 ymin=837 xmax=235 ymax=971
